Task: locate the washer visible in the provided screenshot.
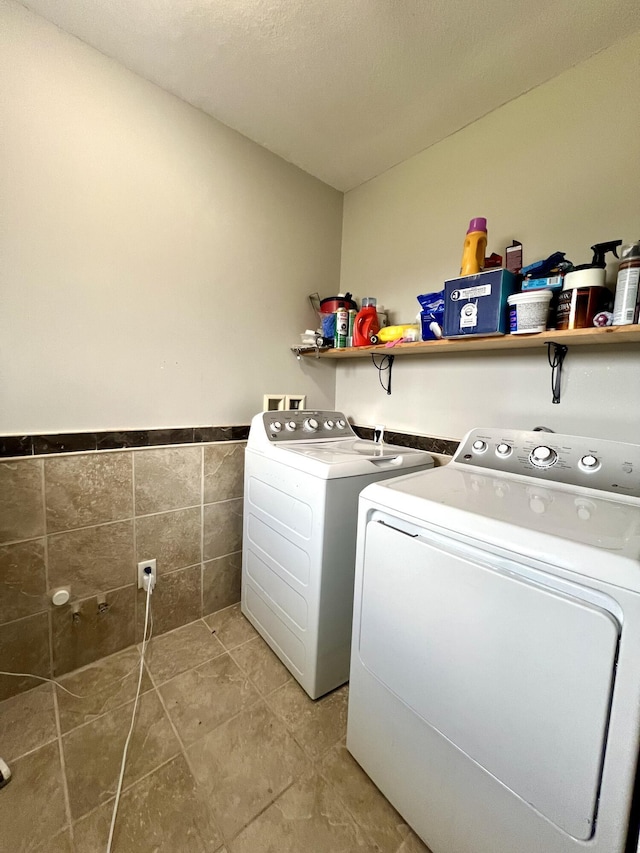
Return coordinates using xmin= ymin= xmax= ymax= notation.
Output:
xmin=347 ymin=427 xmax=640 ymax=853
xmin=241 ymin=410 xmax=433 ymax=699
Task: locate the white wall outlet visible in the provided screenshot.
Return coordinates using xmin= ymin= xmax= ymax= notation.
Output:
xmin=285 ymin=394 xmax=306 ymax=410
xmin=137 ymin=559 xmax=157 ymax=589
xmin=263 ymin=394 xmax=286 ymax=412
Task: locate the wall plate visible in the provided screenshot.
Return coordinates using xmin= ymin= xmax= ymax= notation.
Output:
xmin=263 ymin=394 xmax=287 ymax=412
xmin=285 ymin=394 xmax=307 ymax=411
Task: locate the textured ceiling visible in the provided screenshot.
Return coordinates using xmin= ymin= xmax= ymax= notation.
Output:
xmin=18 ymin=0 xmax=640 ymax=191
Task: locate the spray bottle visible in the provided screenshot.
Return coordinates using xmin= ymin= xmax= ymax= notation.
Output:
xmin=460 ymin=218 xmax=488 ymax=276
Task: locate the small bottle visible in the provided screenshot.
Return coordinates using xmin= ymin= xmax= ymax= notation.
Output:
xmin=612 ymin=241 xmax=640 ymax=326
xmin=460 ymin=218 xmax=488 ymax=276
xmin=334 ymin=302 xmax=349 ymax=348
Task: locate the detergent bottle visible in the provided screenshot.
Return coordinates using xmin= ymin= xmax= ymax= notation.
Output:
xmin=460 ymin=218 xmax=488 ymax=276
xmin=353 ymin=297 xmax=380 ymax=346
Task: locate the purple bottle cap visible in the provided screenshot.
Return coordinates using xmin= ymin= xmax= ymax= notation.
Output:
xmin=467 ymin=217 xmax=487 ymax=234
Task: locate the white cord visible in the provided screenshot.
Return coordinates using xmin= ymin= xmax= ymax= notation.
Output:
xmin=106 ymin=576 xmax=154 ymax=853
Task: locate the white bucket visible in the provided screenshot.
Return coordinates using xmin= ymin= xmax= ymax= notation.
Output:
xmin=507 ymin=290 xmax=553 ymax=334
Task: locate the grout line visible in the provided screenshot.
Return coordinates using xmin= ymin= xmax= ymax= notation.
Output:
xmin=40 ymin=459 xmax=55 ymax=680
xmin=52 ymin=682 xmax=75 ymax=844
xmin=142 ymin=660 xmax=227 ymax=852
xmin=200 ymin=445 xmax=205 ymax=618
xmin=70 ymin=751 xmax=181 ymax=830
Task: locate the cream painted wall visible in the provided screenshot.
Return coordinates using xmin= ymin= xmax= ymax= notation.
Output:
xmin=0 ymin=0 xmax=341 ymax=434
xmin=338 ymin=32 xmax=640 ymax=443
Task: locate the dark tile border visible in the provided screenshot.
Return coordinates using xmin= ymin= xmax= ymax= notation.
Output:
xmin=353 ymin=425 xmax=459 ymax=456
xmin=1 ymin=423 xmax=452 ymax=459
xmin=0 ymin=426 xmax=251 ymax=459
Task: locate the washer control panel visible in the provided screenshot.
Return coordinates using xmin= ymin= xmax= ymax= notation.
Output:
xmin=262 ymin=411 xmax=354 ymax=442
xmin=455 ymin=428 xmax=640 ymax=498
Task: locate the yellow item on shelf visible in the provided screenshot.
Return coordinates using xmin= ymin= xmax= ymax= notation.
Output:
xmin=374 ymin=324 xmax=420 ymax=343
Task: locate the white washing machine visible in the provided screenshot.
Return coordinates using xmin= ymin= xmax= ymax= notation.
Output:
xmin=347 ymin=427 xmax=640 ymax=853
xmin=241 ymin=410 xmax=433 ymax=699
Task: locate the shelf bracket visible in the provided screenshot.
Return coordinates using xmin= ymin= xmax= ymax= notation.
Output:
xmin=546 ymin=342 xmax=568 ymax=404
xmin=371 ymin=353 xmax=395 ymax=395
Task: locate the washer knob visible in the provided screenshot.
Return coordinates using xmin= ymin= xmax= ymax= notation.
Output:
xmin=285 ymin=421 xmax=297 ymax=431
xmin=530 ymin=445 xmax=557 ymax=467
xmin=324 ymin=420 xmax=335 ymax=430
xmin=303 ymin=418 xmax=319 ymax=432
xmin=496 ymin=443 xmax=511 ymax=456
xmin=580 ymin=454 xmax=599 ymax=469
xmin=472 ymin=440 xmax=487 ymax=452
xmin=336 ymin=419 xmax=346 ymax=429
xmin=529 ymin=495 xmax=548 ymax=514
xmin=270 ymin=421 xmax=282 ymax=433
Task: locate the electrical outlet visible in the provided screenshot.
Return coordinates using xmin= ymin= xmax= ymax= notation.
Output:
xmin=137 ymin=559 xmax=157 ymax=589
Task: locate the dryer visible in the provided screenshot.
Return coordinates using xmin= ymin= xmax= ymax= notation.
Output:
xmin=347 ymin=427 xmax=640 ymax=853
xmin=241 ymin=410 xmax=433 ymax=699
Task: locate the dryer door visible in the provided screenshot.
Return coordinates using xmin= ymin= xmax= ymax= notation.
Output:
xmin=357 ymin=517 xmax=621 ymax=841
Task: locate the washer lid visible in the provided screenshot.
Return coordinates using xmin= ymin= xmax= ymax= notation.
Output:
xmin=361 ymin=465 xmax=640 ymax=587
xmin=272 ymin=439 xmax=433 ymax=478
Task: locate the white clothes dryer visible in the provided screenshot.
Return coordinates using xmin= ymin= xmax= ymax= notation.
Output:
xmin=347 ymin=427 xmax=640 ymax=853
xmin=241 ymin=410 xmax=433 ymax=699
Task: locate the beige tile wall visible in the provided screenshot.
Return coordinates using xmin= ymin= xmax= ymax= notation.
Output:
xmin=0 ymin=441 xmax=245 ymax=700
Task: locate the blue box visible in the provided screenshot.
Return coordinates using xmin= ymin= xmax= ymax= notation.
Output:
xmin=521 ymin=275 xmax=563 ymax=292
xmin=443 ymin=269 xmax=517 ymax=338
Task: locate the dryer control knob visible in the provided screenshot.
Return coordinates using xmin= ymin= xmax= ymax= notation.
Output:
xmin=270 ymin=421 xmax=282 ymax=433
xmin=580 ymin=454 xmax=599 ymax=469
xmin=530 ymin=445 xmax=557 ymax=467
xmin=336 ymin=419 xmax=346 ymax=429
xmin=285 ymin=421 xmax=297 ymax=431
xmin=472 ymin=440 xmax=487 ymax=452
xmin=324 ymin=420 xmax=335 ymax=430
xmin=303 ymin=418 xmax=319 ymax=432
xmin=496 ymin=443 xmax=511 ymax=456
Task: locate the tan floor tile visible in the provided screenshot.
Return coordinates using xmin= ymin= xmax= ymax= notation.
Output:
xmin=135 ymin=506 xmax=201 ymax=576
xmin=321 ymin=743 xmax=413 ymax=853
xmin=159 ymin=653 xmax=259 ymax=746
xmin=45 ymin=452 xmax=133 ymax=533
xmin=48 ymin=520 xmax=135 ymax=597
xmin=187 ymin=700 xmax=309 ymax=840
xmin=135 ymin=565 xmax=201 ymax=639
xmin=0 ymin=611 xmax=51 ymax=701
xmin=204 ymin=604 xmax=258 ymax=650
xmin=0 ymin=459 xmax=44 ymax=544
xmin=56 ymin=646 xmax=153 ymax=734
xmin=34 ymin=828 xmax=74 ymax=852
xmin=230 ymin=771 xmax=375 ymax=853
xmin=202 ymin=552 xmax=241 ymax=615
xmin=144 ymin=620 xmax=225 ymax=685
xmin=63 ymin=690 xmax=180 ymax=820
xmin=267 ymin=681 xmax=348 ymax=760
xmin=0 ymin=538 xmax=48 ymax=623
xmin=230 ymin=636 xmax=291 ymax=695
xmin=397 ymin=831 xmax=433 ymax=853
xmin=73 ymin=755 xmax=223 ymax=852
xmin=0 ymin=741 xmax=67 ymax=849
xmin=0 ymin=683 xmax=57 ymax=762
xmin=52 ymin=585 xmax=136 ymax=677
xmin=134 ymin=446 xmax=201 ymax=516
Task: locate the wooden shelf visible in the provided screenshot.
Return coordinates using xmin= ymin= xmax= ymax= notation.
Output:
xmin=299 ymin=325 xmax=640 ymax=359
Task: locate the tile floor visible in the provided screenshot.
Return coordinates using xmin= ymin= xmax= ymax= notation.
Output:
xmin=0 ymin=603 xmax=431 ymax=853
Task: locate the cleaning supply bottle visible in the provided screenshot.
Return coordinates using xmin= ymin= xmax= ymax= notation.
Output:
xmin=353 ymin=297 xmax=380 ymax=347
xmin=612 ymin=240 xmax=640 ymax=326
xmin=460 ymin=218 xmax=488 ymax=276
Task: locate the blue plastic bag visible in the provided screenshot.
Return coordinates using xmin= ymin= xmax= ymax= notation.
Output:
xmin=417 ymin=292 xmax=445 ymax=340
